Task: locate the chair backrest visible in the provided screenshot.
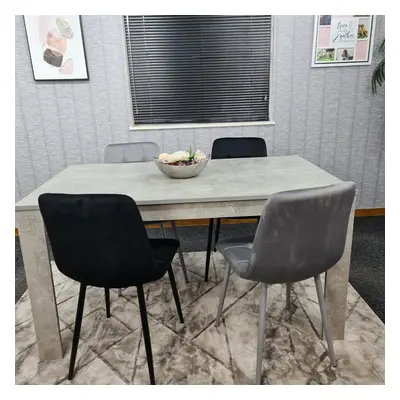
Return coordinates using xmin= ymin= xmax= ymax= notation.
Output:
xmin=39 ymin=193 xmax=155 ymax=288
xmin=104 ymin=142 xmax=160 ymax=163
xmin=211 ymin=137 xmax=267 ymax=159
xmin=242 ymin=182 xmax=356 ymax=284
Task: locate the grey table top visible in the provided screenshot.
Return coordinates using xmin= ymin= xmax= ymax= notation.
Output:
xmin=15 ymin=155 xmax=342 ymax=211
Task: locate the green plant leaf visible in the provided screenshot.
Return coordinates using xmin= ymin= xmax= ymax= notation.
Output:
xmin=372 ymin=58 xmax=385 ymax=94
xmin=187 ymin=146 xmax=195 ymax=162
xmin=379 ymin=38 xmax=385 ymax=53
xmin=372 ymin=38 xmax=385 ymax=94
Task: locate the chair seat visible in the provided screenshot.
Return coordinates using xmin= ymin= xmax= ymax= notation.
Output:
xmin=91 ymin=239 xmax=178 ymax=288
xmin=123 ymin=239 xmax=179 ymax=287
xmin=215 ymin=236 xmax=254 ymax=276
xmin=150 ymin=238 xmax=179 ymax=269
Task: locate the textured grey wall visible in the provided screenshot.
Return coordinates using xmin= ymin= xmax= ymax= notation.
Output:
xmin=15 ymin=15 xmax=385 ymax=208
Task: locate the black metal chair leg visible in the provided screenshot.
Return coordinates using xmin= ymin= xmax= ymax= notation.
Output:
xmin=213 ymin=218 xmax=221 ymax=252
xmin=137 ymin=285 xmax=156 ymax=385
xmin=68 ymin=283 xmax=87 ymax=380
xmin=205 ymin=218 xmax=214 ymax=282
xmin=167 ymin=266 xmax=184 ymax=323
xmin=105 ymin=288 xmax=111 ymax=318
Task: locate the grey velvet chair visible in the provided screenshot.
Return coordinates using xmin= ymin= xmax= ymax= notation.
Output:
xmin=214 ymin=182 xmax=356 ymax=385
xmin=104 ymin=142 xmax=161 ymax=164
xmin=104 ymin=142 xmax=189 ymax=290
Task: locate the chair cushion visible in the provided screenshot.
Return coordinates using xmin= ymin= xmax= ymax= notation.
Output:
xmin=215 ymin=236 xmax=254 ymax=276
xmin=150 ymin=238 xmax=180 ymax=268
xmin=130 ymin=239 xmax=179 ymax=286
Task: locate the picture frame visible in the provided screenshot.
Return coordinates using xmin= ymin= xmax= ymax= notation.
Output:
xmin=23 ymin=15 xmax=89 ymax=81
xmin=311 ymin=15 xmax=376 ymax=67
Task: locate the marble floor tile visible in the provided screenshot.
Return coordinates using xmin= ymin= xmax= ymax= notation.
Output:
xmin=15 ymin=291 xmax=33 ymax=326
xmin=51 ymin=262 xmax=66 ymax=287
xmin=166 ymin=272 xmax=257 ymax=340
xmin=101 ymin=332 xmax=141 ymax=383
xmin=119 ymin=261 xmax=217 ymax=325
xmin=194 ymin=283 xmax=325 ymax=384
xmin=294 ymin=277 xmax=361 ymax=337
xmin=78 ymin=309 xmax=131 ymax=355
xmin=139 ymin=264 xmax=216 ymax=324
xmin=55 ymin=277 xmax=81 ymax=305
xmin=345 ymin=296 xmax=385 ymax=351
xmin=309 ymin=340 xmax=384 ymax=384
xmin=110 ymin=297 xmax=142 ymax=331
xmin=15 ymin=251 xmax=385 ymax=385
xmin=16 ymin=319 xmax=37 ymax=357
xmin=58 ymin=319 xmax=68 ymax=331
xmin=57 ymin=286 xmax=118 ymax=326
xmin=61 ymin=358 xmax=126 ymax=385
xmin=16 ymin=328 xmax=96 ymax=385
xmin=133 ymin=319 xmax=234 ymax=385
xmin=183 ymin=251 xmax=228 ymax=283
xmin=293 ymin=276 xmax=326 ymax=305
xmin=118 ymin=286 xmax=139 ymax=302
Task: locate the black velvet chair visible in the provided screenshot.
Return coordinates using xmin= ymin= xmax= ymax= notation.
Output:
xmin=205 ymin=137 xmax=267 ymax=281
xmin=38 ymin=193 xmax=184 ymax=384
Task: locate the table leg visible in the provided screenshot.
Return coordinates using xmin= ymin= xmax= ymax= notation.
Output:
xmin=16 ymin=210 xmax=63 ymax=360
xmin=323 ymin=199 xmax=356 ymax=340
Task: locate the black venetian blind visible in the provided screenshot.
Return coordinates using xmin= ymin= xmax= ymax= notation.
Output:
xmin=124 ymin=15 xmax=272 ymax=125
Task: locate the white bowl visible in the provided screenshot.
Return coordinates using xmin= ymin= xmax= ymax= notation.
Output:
xmin=154 ymin=157 xmax=209 ymax=179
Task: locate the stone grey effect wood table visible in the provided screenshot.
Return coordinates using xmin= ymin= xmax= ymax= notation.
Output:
xmin=15 ymin=155 xmax=355 ymax=361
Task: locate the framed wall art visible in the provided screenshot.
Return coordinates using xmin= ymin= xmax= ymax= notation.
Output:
xmin=23 ymin=15 xmax=89 ymax=81
xmin=311 ymin=15 xmax=376 ymax=67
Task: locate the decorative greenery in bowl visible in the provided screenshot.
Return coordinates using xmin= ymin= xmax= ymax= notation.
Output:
xmin=158 ymin=147 xmax=207 ymax=165
xmin=154 ymin=148 xmax=209 ymax=179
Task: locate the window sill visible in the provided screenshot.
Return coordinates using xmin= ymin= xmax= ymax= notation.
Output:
xmin=129 ymin=121 xmax=275 ymax=131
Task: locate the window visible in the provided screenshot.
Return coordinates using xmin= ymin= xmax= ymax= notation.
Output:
xmin=124 ymin=15 xmax=272 ymax=125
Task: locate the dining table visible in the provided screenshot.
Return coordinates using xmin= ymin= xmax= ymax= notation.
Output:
xmin=15 ymin=155 xmax=355 ymax=361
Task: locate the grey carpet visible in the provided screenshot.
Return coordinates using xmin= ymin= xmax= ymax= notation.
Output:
xmin=348 ymin=216 xmax=385 ymax=322
xmin=15 ymin=216 xmax=385 ymax=322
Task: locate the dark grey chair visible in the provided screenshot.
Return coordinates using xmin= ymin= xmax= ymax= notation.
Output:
xmin=214 ymin=182 xmax=356 ymax=385
xmin=104 ymin=142 xmax=189 ymax=291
